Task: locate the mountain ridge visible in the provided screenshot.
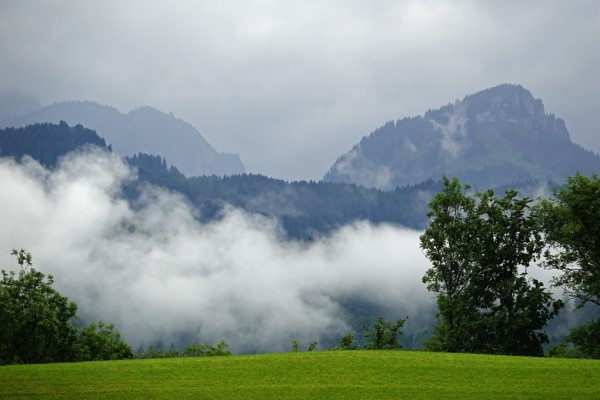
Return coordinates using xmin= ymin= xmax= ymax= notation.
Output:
xmin=324 ymin=84 xmax=600 ymax=190
xmin=0 ymin=100 xmax=245 ymax=177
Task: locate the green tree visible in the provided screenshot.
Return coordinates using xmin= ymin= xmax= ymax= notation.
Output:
xmin=362 ymin=316 xmax=406 ymax=350
xmin=537 ymin=173 xmax=600 ymax=358
xmin=537 ymin=173 xmax=600 ymax=307
xmin=565 ymin=319 xmax=600 ymax=359
xmin=419 ymin=177 xmax=478 ymax=352
xmin=420 ymin=178 xmax=563 ymax=356
xmin=0 ymin=249 xmax=78 ymax=364
xmin=74 ymin=321 xmax=132 ymax=361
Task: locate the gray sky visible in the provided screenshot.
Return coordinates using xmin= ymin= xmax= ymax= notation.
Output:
xmin=1 ymin=0 xmax=599 ymax=181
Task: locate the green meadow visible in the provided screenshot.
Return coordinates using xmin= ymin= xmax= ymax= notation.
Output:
xmin=1 ymin=351 xmax=598 ymax=399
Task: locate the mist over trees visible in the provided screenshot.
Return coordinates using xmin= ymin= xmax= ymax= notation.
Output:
xmin=1 ymin=121 xmax=599 ymax=359
xmin=0 ymin=122 xmax=440 ymax=238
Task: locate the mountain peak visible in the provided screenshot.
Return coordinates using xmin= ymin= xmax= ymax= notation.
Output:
xmin=324 ymin=84 xmax=597 ymax=190
xmin=463 ymin=84 xmax=544 ymax=123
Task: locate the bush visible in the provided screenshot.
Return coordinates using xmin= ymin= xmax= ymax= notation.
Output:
xmin=75 ymin=321 xmax=133 ymax=361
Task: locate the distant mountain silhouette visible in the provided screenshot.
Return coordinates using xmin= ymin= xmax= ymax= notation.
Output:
xmin=0 ymin=101 xmax=244 ymax=177
xmin=324 ymin=84 xmax=600 ymax=189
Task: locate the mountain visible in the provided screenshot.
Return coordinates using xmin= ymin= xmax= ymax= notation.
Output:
xmin=0 ymin=101 xmax=245 ymax=177
xmin=126 ymin=153 xmax=439 ymax=236
xmin=324 ymin=84 xmax=600 ymax=190
xmin=0 ymin=122 xmax=437 ymax=236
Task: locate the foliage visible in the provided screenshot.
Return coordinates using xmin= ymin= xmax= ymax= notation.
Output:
xmin=546 ymin=342 xmax=583 ymax=359
xmin=2 ymin=351 xmax=599 ymax=399
xmin=420 ymin=178 xmax=563 ymax=356
xmin=74 ymin=321 xmax=132 ymax=361
xmin=135 ymin=346 xmax=169 ymax=359
xmin=565 ymin=318 xmax=600 ymax=359
xmin=546 ymin=318 xmax=600 ymax=359
xmin=537 ymin=172 xmax=600 ymax=307
xmin=536 ymin=173 xmax=600 ymax=358
xmin=136 ymin=340 xmax=232 ymax=359
xmin=0 ymin=249 xmax=78 ymax=364
xmin=419 ymin=177 xmax=477 ymax=352
xmin=362 ymin=316 xmax=407 ymax=350
xmin=330 ymin=333 xmax=358 ymax=351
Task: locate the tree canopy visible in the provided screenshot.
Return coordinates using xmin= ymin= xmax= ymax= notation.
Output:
xmin=537 ymin=173 xmax=600 ymax=307
xmin=537 ymin=172 xmax=600 ymax=358
xmin=0 ymin=249 xmax=78 ymax=364
xmin=0 ymin=250 xmax=131 ymax=364
xmin=420 ymin=178 xmax=563 ymax=356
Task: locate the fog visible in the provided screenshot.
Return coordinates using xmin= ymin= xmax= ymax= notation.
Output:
xmin=1 ymin=1 xmax=599 ymax=181
xmin=0 ymin=150 xmax=433 ymax=353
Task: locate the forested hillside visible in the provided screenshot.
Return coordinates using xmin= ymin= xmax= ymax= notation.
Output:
xmin=325 ymin=84 xmax=600 ymax=190
xmin=0 ymin=121 xmax=109 ymax=168
xmin=0 ymin=122 xmax=440 ymax=237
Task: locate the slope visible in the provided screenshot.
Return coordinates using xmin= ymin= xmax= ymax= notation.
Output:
xmin=324 ymin=84 xmax=600 ymax=190
xmin=1 ymin=352 xmax=598 ymax=399
xmin=0 ymin=100 xmax=245 ymax=176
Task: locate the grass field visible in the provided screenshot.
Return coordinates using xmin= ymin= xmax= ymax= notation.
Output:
xmin=1 ymin=351 xmax=598 ymax=399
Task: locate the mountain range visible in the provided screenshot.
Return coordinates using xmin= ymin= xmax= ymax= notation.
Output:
xmin=0 ymin=99 xmax=245 ymax=177
xmin=1 ymin=83 xmax=600 ymax=237
xmin=0 ymin=121 xmax=437 ymax=236
xmin=324 ymin=84 xmax=600 ymax=190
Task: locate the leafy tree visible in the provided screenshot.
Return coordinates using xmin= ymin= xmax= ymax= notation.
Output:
xmin=536 ymin=173 xmax=600 ymax=358
xmin=420 ymin=178 xmax=563 ymax=356
xmin=537 ymin=173 xmax=600 ymax=307
xmin=420 ymin=177 xmax=477 ymax=352
xmin=565 ymin=319 xmax=600 ymax=359
xmin=0 ymin=249 xmax=78 ymax=364
xmin=362 ymin=316 xmax=406 ymax=350
xmin=74 ymin=321 xmax=132 ymax=361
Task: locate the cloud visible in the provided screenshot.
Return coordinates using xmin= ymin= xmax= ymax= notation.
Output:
xmin=428 ymin=104 xmax=469 ymax=160
xmin=331 ymin=147 xmax=394 ymax=190
xmin=0 ymin=151 xmax=433 ymax=353
xmin=1 ymin=1 xmax=599 ymax=181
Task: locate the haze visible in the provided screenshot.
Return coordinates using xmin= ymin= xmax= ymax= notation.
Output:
xmin=1 ymin=1 xmax=599 ymax=181
xmin=0 ymin=151 xmax=433 ymax=352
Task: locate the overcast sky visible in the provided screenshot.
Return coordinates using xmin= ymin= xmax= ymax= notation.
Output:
xmin=1 ymin=1 xmax=599 ymax=181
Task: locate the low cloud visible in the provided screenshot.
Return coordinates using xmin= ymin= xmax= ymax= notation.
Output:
xmin=0 ymin=151 xmax=433 ymax=353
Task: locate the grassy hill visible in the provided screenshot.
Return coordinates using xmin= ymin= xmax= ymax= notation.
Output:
xmin=1 ymin=351 xmax=598 ymax=399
